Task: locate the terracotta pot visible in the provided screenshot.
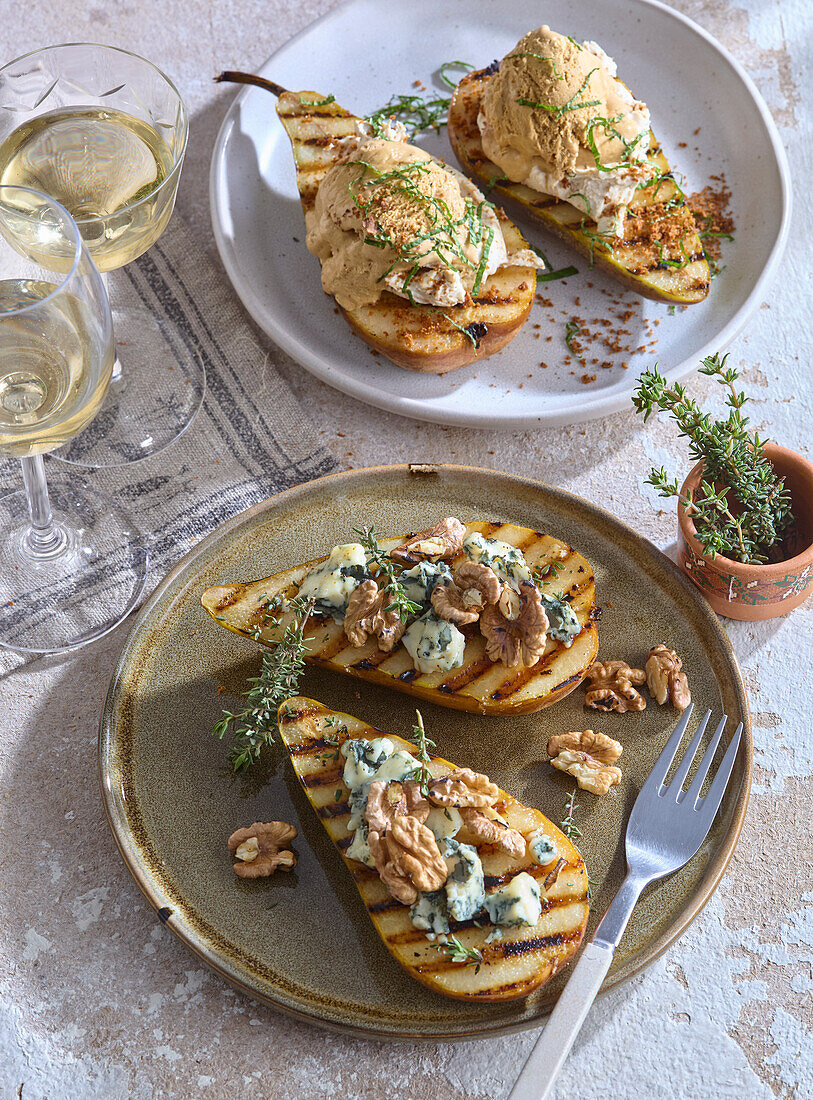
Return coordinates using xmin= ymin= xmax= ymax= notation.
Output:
xmin=676 ymin=444 xmax=813 ymax=620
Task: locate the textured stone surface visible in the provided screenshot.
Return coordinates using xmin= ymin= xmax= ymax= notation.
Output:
xmin=1 ymin=0 xmax=811 ymax=1097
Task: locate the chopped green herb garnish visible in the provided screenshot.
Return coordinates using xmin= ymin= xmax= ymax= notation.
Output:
xmin=538 ymin=264 xmax=579 ymax=283
xmin=518 ymin=68 xmax=600 ymax=117
xmin=439 ymin=60 xmax=474 ymax=89
xmin=441 ymin=312 xmax=481 ymax=350
xmin=299 ymin=93 xmax=336 ymax=107
xmin=506 ymin=51 xmax=564 ymax=80
xmin=565 ymin=320 xmax=581 ymax=351
xmin=346 ymin=158 xmax=496 ymax=297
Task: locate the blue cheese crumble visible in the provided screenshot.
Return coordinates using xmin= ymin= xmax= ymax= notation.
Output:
xmin=442 ymin=839 xmax=486 ymax=922
xmin=484 ymin=872 xmax=542 ymax=927
xmin=399 ymin=560 xmax=452 ymax=608
xmin=539 ymin=592 xmax=581 ymax=647
xmin=527 ymin=828 xmax=556 ymax=866
xmin=402 ymin=610 xmax=466 ymax=674
xmin=410 ymin=889 xmax=450 ymax=937
xmin=410 ymin=837 xmax=485 ymax=933
xmin=463 ymin=532 xmax=533 ymax=587
xmin=340 ymin=737 xmax=418 ymax=829
xmin=297 ymin=543 xmax=369 ymax=620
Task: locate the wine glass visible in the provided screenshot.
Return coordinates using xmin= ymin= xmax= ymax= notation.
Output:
xmin=0 ymin=184 xmax=148 ymax=653
xmin=0 ymin=43 xmax=200 ymax=467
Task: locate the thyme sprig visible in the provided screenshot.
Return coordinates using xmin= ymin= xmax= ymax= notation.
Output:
xmin=431 ymin=935 xmax=484 ymax=972
xmin=406 ymin=709 xmax=435 ymax=794
xmin=352 ymin=525 xmax=422 ymax=621
xmin=633 ymin=354 xmax=794 ymax=563
xmin=560 ymin=788 xmax=583 ymax=840
xmin=533 ymin=558 xmax=564 ymax=584
xmin=214 ymin=595 xmax=315 ymax=771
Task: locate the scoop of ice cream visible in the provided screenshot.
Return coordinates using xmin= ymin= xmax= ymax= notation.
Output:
xmin=480 ymin=26 xmax=650 ymax=181
xmin=307 ymin=134 xmax=543 ymax=311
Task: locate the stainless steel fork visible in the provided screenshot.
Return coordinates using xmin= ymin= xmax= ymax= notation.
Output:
xmin=508 ymin=704 xmax=743 ymax=1100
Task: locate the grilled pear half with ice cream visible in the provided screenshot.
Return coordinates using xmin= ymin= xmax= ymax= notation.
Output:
xmin=447 ymin=40 xmax=711 ymax=304
xmin=201 ymin=520 xmax=599 ymax=715
xmin=278 ymin=696 xmax=590 ymax=1001
xmin=217 ymin=72 xmax=543 ymax=373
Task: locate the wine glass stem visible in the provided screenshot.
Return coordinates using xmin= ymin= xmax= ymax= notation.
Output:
xmin=20 ymin=455 xmax=68 ymax=558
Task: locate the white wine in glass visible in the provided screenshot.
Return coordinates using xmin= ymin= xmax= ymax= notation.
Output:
xmin=0 ymin=185 xmax=148 ymax=653
xmin=0 ymin=278 xmax=113 ymax=454
xmin=0 ymin=106 xmax=176 ymax=273
xmin=0 ymin=44 xmax=200 ymax=467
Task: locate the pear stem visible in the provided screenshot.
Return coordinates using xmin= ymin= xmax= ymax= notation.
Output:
xmin=214 ymin=71 xmax=287 ymax=97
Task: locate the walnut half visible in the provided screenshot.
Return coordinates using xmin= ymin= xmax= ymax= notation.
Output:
xmin=390 ymin=517 xmax=466 ymax=565
xmin=549 ymin=742 xmax=622 ymax=796
xmin=459 ymin=806 xmax=526 ymax=857
xmin=480 ymin=582 xmax=549 ymax=668
xmin=227 ymin=821 xmax=297 ymax=878
xmin=547 ymin=729 xmax=622 ymax=765
xmin=584 ymin=659 xmax=647 ymax=713
xmin=343 ymin=579 xmax=405 ymax=651
xmin=646 ymin=644 xmax=691 ymax=710
xmin=431 ymin=560 xmax=503 ymax=625
xmin=426 ymin=767 xmax=499 ymax=810
xmin=365 ymin=780 xmax=446 ymax=904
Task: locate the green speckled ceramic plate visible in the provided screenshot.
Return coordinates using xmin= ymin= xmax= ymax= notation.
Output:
xmin=99 ymin=465 xmax=751 ymax=1040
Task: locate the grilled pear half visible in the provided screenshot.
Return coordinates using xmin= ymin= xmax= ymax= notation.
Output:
xmin=273 ymin=88 xmax=540 ymax=373
xmin=447 ymin=66 xmax=710 ymax=304
xmin=201 ymin=520 xmax=599 ymax=715
xmin=278 ymin=696 xmax=590 ymax=1000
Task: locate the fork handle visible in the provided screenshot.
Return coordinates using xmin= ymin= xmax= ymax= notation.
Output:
xmin=508 ymin=869 xmax=650 ymax=1100
xmin=507 ymin=942 xmax=613 ymax=1100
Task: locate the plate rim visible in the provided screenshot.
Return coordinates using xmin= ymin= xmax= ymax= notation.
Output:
xmin=99 ymin=462 xmax=752 ymax=1040
xmin=208 ymin=0 xmax=792 ymax=429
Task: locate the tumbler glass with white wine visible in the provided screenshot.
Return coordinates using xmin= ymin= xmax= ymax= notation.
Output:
xmin=0 ymin=44 xmax=198 ymax=466
xmin=0 ymin=185 xmax=147 ymax=652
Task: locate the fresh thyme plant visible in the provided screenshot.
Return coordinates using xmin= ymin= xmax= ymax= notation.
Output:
xmin=213 ymin=595 xmax=315 ymax=771
xmin=351 ymin=524 xmax=422 ymax=621
xmin=633 ymin=354 xmax=794 ymax=563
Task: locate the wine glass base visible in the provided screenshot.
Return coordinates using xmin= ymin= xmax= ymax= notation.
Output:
xmin=52 ymin=305 xmax=205 ymax=468
xmin=0 ymin=479 xmax=148 ymax=653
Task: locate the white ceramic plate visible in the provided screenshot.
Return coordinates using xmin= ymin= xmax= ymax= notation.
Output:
xmin=210 ymin=0 xmax=790 ymax=429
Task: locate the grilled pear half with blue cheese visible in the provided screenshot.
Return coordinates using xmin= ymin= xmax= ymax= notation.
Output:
xmin=278 ymin=696 xmax=590 ymax=1001
xmin=447 ymin=65 xmax=711 ymax=304
xmin=201 ymin=520 xmax=599 ymax=715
